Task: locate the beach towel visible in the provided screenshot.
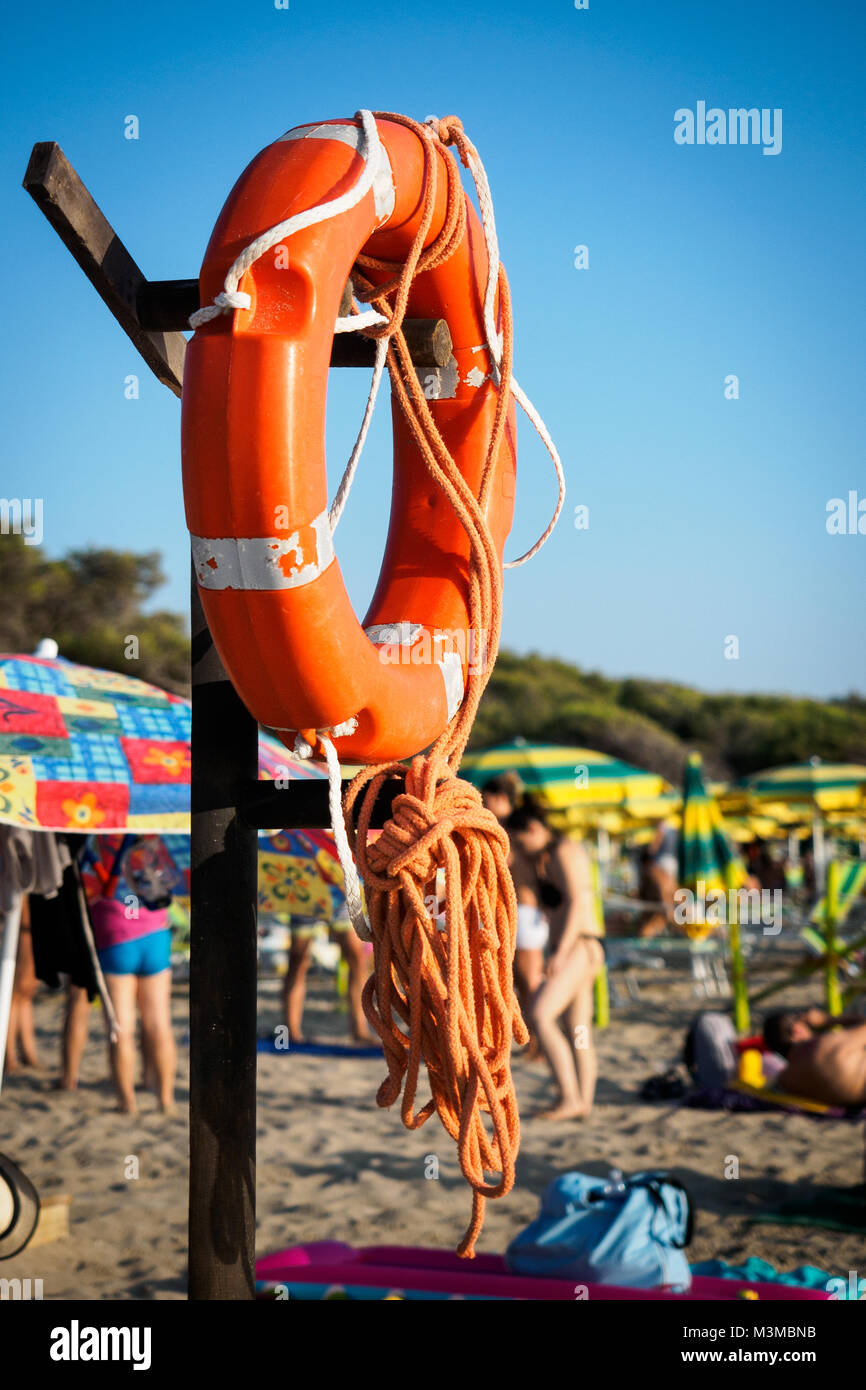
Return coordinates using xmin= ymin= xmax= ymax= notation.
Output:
xmin=681 ymin=1085 xmax=866 ymax=1120
xmin=256 ymin=1242 xmax=831 ymax=1301
xmin=257 ymin=1037 xmax=382 ymax=1059
xmin=747 ymin=1185 xmax=866 ymax=1239
xmin=691 ymin=1257 xmax=850 ymax=1296
xmin=30 ymin=861 xmax=98 ymax=997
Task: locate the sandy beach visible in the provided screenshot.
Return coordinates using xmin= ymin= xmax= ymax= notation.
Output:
xmin=2 ymin=961 xmax=863 ymax=1301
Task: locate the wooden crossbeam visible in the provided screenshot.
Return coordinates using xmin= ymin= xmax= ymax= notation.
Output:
xmin=240 ymin=774 xmax=401 ymax=830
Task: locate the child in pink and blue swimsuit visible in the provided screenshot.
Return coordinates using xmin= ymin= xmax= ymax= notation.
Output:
xmin=84 ymin=836 xmax=178 ymax=1115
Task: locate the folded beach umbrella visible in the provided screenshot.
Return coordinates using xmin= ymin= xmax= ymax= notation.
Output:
xmin=461 ymin=739 xmax=669 ymax=810
xmin=0 ymin=652 xmax=327 ymax=833
xmin=679 ymin=754 xmax=751 ymax=1031
xmin=678 ymin=753 xmax=746 ymax=895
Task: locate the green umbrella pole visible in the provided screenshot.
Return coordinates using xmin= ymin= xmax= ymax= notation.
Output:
xmin=725 ymin=861 xmax=750 ymax=1035
xmin=593 ymin=968 xmax=610 ymax=1030
xmin=824 ymin=858 xmax=842 ymax=1017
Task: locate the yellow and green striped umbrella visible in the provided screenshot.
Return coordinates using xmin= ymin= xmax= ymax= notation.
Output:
xmin=739 ymin=760 xmax=866 ymax=813
xmin=460 ymin=739 xmax=669 ymax=810
xmin=678 ymin=753 xmax=746 ymax=894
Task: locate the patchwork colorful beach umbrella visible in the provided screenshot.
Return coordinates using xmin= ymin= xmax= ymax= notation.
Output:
xmin=0 ymin=653 xmax=192 ymax=832
xmin=0 ymin=652 xmax=327 ymax=833
xmin=257 ymin=828 xmax=345 ymax=922
xmin=678 ymin=753 xmax=746 ymax=894
xmin=461 ymin=739 xmax=669 ymax=810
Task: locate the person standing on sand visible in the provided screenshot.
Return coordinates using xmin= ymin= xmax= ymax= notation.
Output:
xmin=481 ymin=776 xmax=548 ymax=1055
xmin=83 ymin=836 xmax=177 ymax=1115
xmin=282 ymin=914 xmax=374 ymax=1046
xmin=507 ymin=800 xmax=604 ymax=1120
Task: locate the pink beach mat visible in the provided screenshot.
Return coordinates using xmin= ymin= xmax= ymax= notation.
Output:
xmin=256 ymin=1241 xmax=831 ymax=1301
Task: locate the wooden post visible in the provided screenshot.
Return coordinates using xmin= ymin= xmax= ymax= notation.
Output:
xmin=188 ymin=582 xmax=259 ymax=1299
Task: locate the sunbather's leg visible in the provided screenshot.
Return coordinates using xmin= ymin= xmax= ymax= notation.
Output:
xmin=137 ymin=966 xmax=176 ymax=1114
xmin=515 ymin=947 xmax=545 ymax=1053
xmin=104 ymin=974 xmax=138 ymax=1114
xmin=60 ymin=983 xmax=90 ymax=1089
xmin=336 ymin=925 xmax=374 ymax=1043
xmin=283 ymin=934 xmax=313 ymax=1042
xmin=532 ymin=950 xmax=587 ymax=1118
xmin=567 ymin=941 xmax=604 ymax=1114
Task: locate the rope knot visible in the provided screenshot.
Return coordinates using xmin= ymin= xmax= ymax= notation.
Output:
xmin=426 ymin=114 xmax=465 ymax=146
xmin=371 ymin=791 xmax=456 ymax=885
xmin=366 ymin=758 xmax=508 ymax=888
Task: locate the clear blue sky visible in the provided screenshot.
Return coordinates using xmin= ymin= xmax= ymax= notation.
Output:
xmin=4 ymin=0 xmax=865 ymax=698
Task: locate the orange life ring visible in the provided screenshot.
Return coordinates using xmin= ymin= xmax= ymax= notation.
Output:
xmin=182 ymin=114 xmax=516 ymax=763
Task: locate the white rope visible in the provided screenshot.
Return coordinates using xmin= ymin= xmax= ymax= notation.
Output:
xmin=505 ymin=375 xmax=566 ymax=567
xmin=424 ymin=115 xmax=565 ymax=570
xmin=293 ymin=722 xmax=371 ymax=941
xmin=189 ymin=110 xmax=386 ymax=330
xmin=334 ymin=308 xmax=388 ymax=334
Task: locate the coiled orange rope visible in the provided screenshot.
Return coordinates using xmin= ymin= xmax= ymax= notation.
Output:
xmin=343 ymin=113 xmax=528 ymax=1258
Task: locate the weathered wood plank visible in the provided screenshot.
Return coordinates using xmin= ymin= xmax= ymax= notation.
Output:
xmin=136 ymin=276 xmax=453 ymax=367
xmin=23 ymin=143 xmax=185 ymax=396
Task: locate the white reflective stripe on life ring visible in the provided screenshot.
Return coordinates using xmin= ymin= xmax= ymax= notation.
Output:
xmin=365 ymin=622 xmax=465 ymax=720
xmin=191 ymin=510 xmax=334 ymax=591
xmin=278 ymin=122 xmax=396 ymax=224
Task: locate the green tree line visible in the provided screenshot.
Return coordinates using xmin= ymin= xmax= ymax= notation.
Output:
xmin=2 ymin=538 xmax=863 ymax=779
xmin=0 ymin=535 xmax=189 ymax=694
xmin=471 ymin=651 xmax=866 ymax=782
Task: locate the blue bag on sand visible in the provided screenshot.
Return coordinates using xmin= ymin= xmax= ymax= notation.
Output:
xmin=505 ymin=1170 xmax=693 ymax=1291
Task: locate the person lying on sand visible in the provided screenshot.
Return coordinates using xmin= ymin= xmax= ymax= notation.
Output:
xmin=763 ymin=1008 xmax=866 ymax=1108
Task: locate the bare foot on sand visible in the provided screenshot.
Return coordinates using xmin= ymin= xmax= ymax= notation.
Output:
xmin=534 ymin=1102 xmax=589 ymax=1122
